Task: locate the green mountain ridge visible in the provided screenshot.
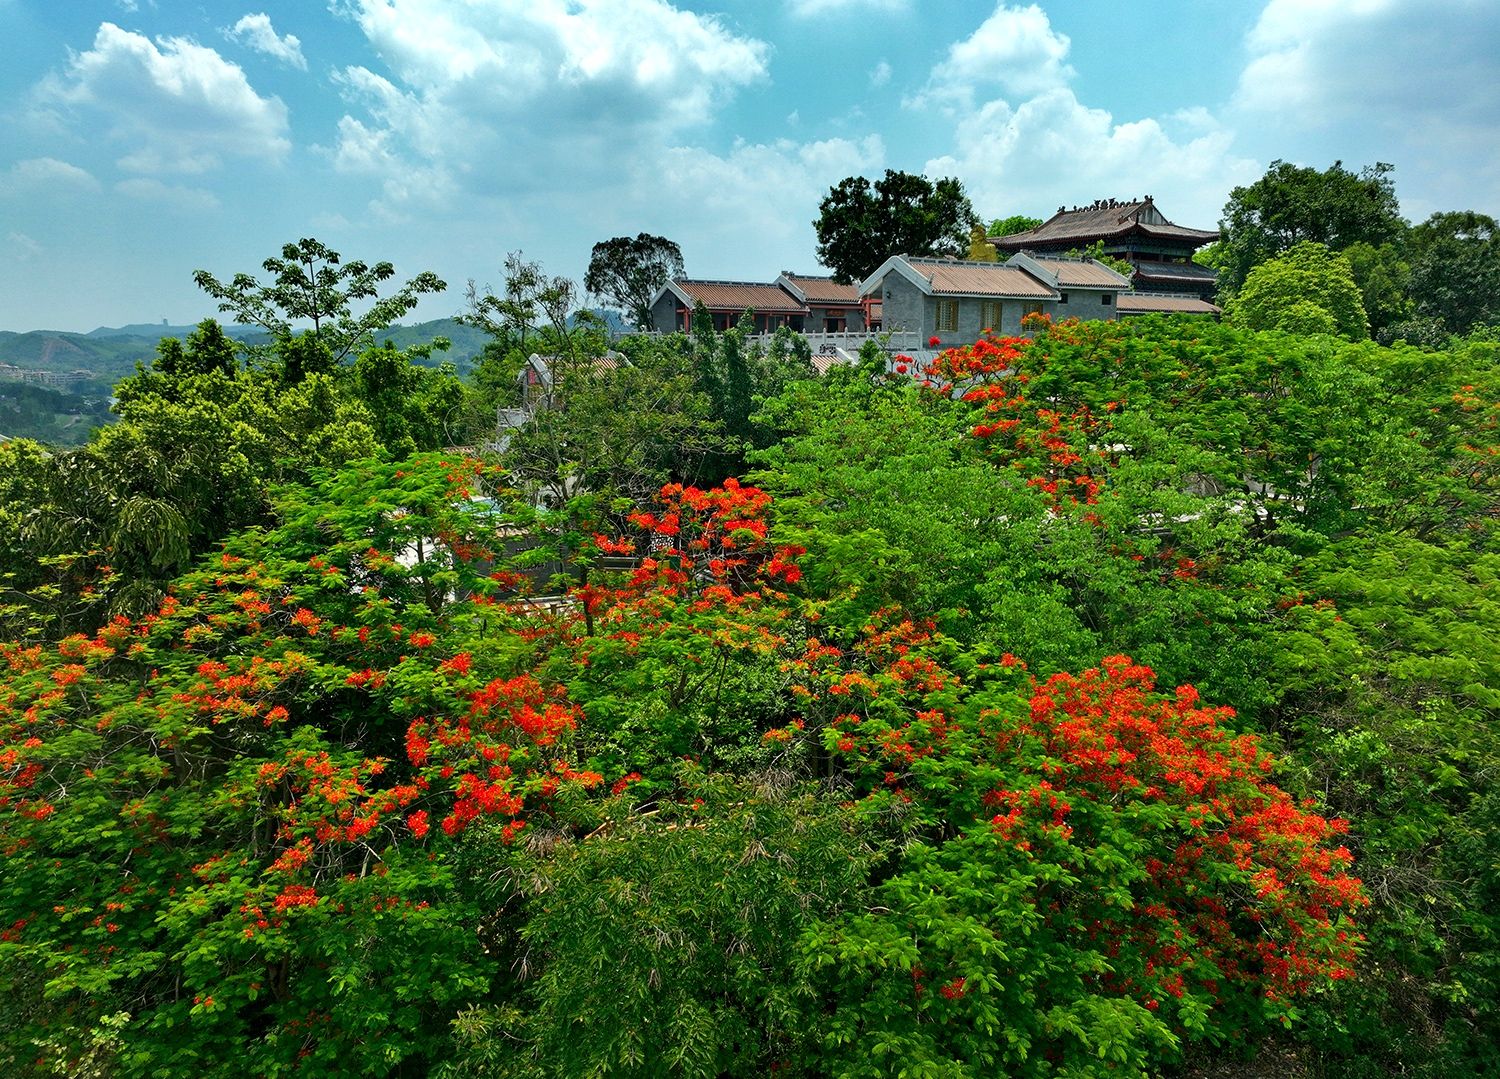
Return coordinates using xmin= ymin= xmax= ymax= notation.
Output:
xmin=0 ymin=317 xmax=497 ymax=381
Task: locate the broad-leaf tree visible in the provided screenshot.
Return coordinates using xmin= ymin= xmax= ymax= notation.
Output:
xmin=583 ymin=233 xmax=685 ymax=331
xmin=988 ymin=213 xmax=1043 ymax=238
xmin=193 ymin=238 xmax=446 ymax=366
xmin=813 ymin=170 xmax=980 ymax=284
xmin=1228 ymin=242 xmax=1369 ymax=339
xmin=1408 ymin=211 xmax=1500 ymax=335
xmin=1216 ymin=160 xmax=1405 ymax=296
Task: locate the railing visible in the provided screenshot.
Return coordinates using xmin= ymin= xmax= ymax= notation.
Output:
xmin=764 ymin=331 xmax=919 ymax=355
xmin=612 ymin=328 xmax=920 ymax=354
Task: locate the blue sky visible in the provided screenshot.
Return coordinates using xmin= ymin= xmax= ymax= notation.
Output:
xmin=2 ymin=0 xmax=1496 ymax=332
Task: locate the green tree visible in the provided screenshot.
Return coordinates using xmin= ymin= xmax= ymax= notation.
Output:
xmin=1262 ymin=521 xmax=1500 ymax=1075
xmin=813 ymin=170 xmax=980 ymax=284
xmin=1228 ymin=241 xmax=1369 ymax=339
xmin=192 ymin=237 xmax=446 ymax=367
xmin=499 ymin=336 xmax=728 ymax=512
xmin=1343 ymin=240 xmax=1413 ymax=335
xmin=461 ymin=251 xmax=599 ymax=360
xmin=583 ymin=233 xmax=685 ymax=331
xmin=1407 ymin=211 xmax=1500 ymax=335
xmin=988 ymin=213 xmax=1043 ymax=238
xmin=0 ymin=240 xmax=460 ymax=636
xmin=1216 ymin=160 xmax=1405 ymax=295
xmin=444 ymin=772 xmax=877 ymax=1078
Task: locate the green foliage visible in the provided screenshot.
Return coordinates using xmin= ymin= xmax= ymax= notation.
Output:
xmin=1229 ymin=242 xmax=1369 ymax=339
xmin=461 ymin=251 xmax=585 ymax=357
xmin=783 ymin=630 xmax=1362 ymax=1078
xmin=0 ymin=256 xmax=464 ymax=636
xmin=0 ymin=456 xmax=532 ymax=1075
xmin=1063 ymin=239 xmax=1134 ymax=278
xmin=1 ymin=295 xmax=1497 ymax=1078
xmin=1407 ymin=211 xmax=1500 ymax=336
xmin=1270 ymin=533 xmax=1500 ymax=1075
xmin=0 ymin=382 xmax=113 ymax=447
xmin=192 ymin=238 xmax=445 ymax=366
xmin=583 ymin=233 xmax=685 ymax=331
xmin=989 ymin=213 xmax=1044 ymax=238
xmin=1342 ymin=241 xmax=1413 ymax=335
xmin=1216 ymin=160 xmax=1405 ymax=296
xmin=500 ymin=335 xmax=729 ymax=511
xmin=53 ymin=350 xmax=410 ymax=616
xmin=814 ymin=170 xmax=980 ymax=284
xmin=445 ymin=771 xmax=878 ymax=1077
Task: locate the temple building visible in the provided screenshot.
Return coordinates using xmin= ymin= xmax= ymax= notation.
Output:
xmin=773 ymin=273 xmax=869 ymax=332
xmin=649 ymin=273 xmax=879 ymax=334
xmin=649 ymin=279 xmax=808 ymax=333
xmin=992 ymin=196 xmax=1220 ymax=301
xmin=860 ymin=251 xmax=1131 ymax=347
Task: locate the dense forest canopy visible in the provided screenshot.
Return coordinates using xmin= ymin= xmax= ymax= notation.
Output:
xmin=0 ymin=176 xmax=1496 ymax=1079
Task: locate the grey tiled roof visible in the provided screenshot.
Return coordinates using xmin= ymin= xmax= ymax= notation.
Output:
xmin=1116 ymin=294 xmax=1222 ymax=315
xmin=1029 ymin=256 xmax=1131 ymax=287
xmin=1133 ymin=261 xmax=1218 ymax=283
xmin=779 ymin=273 xmax=862 ymax=305
xmin=905 ymin=258 xmax=1057 ymax=298
xmin=670 ymin=280 xmax=806 ymax=313
xmin=994 ymin=198 xmax=1217 ymax=248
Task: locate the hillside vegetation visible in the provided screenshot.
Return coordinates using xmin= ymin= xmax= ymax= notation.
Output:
xmin=0 ymin=237 xmax=1495 ymax=1078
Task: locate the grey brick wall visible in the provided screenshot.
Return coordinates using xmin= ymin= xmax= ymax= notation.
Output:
xmin=650 ymin=291 xmax=682 ymax=334
xmin=1055 ymin=288 xmax=1117 ymax=322
xmin=880 ymin=276 xmax=926 ymax=337
xmin=877 ymin=269 xmax=1119 ymax=348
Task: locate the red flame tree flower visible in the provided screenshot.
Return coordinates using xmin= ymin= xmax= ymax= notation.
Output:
xmin=789 ymin=620 xmax=1365 ymax=1076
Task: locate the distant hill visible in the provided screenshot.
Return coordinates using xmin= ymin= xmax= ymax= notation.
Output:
xmin=370 ymin=318 xmax=492 ymax=370
xmin=84 ymin=322 xmax=263 ymax=340
xmin=573 ymin=307 xmax=633 ymax=334
xmin=0 ymin=310 xmax=644 ymax=385
xmin=0 ymin=382 xmax=113 ymax=448
xmin=0 ymin=330 xmax=156 ymax=379
xmin=0 ymin=317 xmax=500 ymax=380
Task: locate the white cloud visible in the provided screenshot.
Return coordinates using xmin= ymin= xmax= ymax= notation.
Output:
xmin=114 ymin=177 xmax=221 ymax=211
xmin=928 ymin=88 xmax=1257 ymax=226
xmin=36 ymin=22 xmax=290 ymax=174
xmin=1232 ymin=0 xmax=1500 ymax=216
xmin=225 ymin=13 xmax=307 ymax=70
xmin=868 ymin=59 xmax=891 ymax=88
xmin=912 ymin=3 xmax=1255 ymax=228
xmin=652 ymin=135 xmax=885 ymax=275
xmin=911 ymin=4 xmax=1074 ymax=109
xmin=1 ymin=157 xmax=100 ymax=194
xmin=786 ymin=0 xmax=908 ymax=16
xmin=9 ymin=232 xmax=43 ymax=262
xmin=337 ymin=0 xmax=767 ymax=128
xmin=325 ymin=0 xmax=772 ymax=215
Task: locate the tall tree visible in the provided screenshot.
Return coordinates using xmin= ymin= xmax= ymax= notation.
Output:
xmin=461 ymin=251 xmax=583 ymax=357
xmin=1342 ymin=241 xmax=1413 ymax=336
xmin=1407 ymin=211 xmax=1500 ymax=335
xmin=193 ymin=238 xmax=445 ymax=366
xmin=813 ymin=170 xmax=980 ymax=284
xmin=583 ymin=233 xmax=684 ymax=331
xmin=1216 ymin=160 xmax=1406 ymax=295
xmin=1228 ymin=241 xmax=1369 ymax=339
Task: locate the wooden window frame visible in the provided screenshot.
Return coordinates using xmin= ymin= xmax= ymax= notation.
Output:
xmin=935 ymin=299 xmax=959 ymax=333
